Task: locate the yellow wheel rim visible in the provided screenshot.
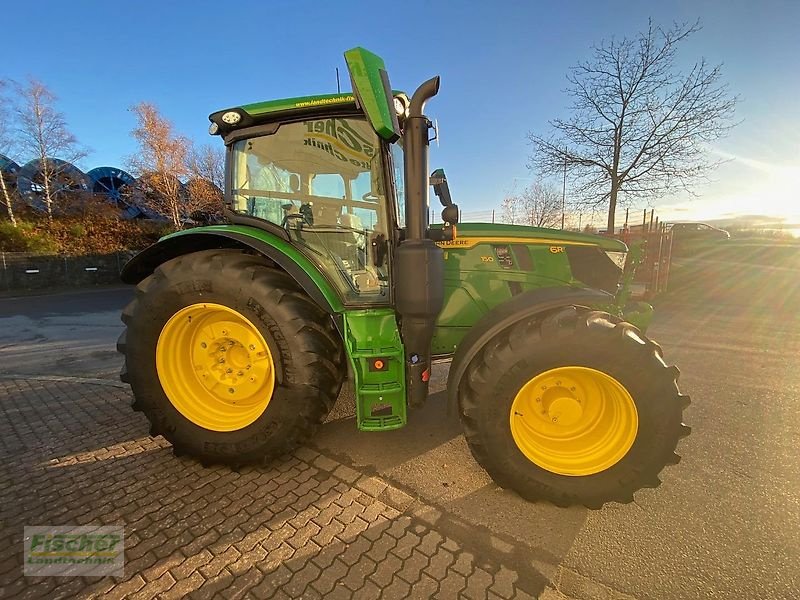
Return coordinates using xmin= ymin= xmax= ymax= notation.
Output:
xmin=509 ymin=366 xmax=638 ymax=476
xmin=156 ymin=303 xmax=276 ymax=432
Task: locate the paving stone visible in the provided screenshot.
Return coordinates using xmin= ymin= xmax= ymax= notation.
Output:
xmin=463 ymin=566 xmax=494 ymax=600
xmin=378 ymin=486 xmax=415 ymax=512
xmin=0 ymin=378 xmax=547 ymax=600
xmin=365 ymin=532 xmax=398 ymax=563
xmin=390 ymin=530 xmax=421 ymax=560
xmin=199 ymin=546 xmax=240 ymax=578
xmin=333 ymin=464 xmax=361 ymax=484
xmin=369 ymin=552 xmax=403 ymax=588
xmin=396 ymin=548 xmax=429 ymax=585
xmin=490 ymin=565 xmax=519 ymax=599
xmin=451 ymin=550 xmax=476 ymax=577
xmin=355 ymin=475 xmax=388 ymax=497
xmin=252 ymin=563 xmax=293 ymax=597
xmin=424 ymin=548 xmax=457 ymax=580
xmin=193 ymin=569 xmax=235 ymax=599
xmin=128 ymin=571 xmax=176 ymax=600
xmin=293 ymin=446 xmax=319 ymax=463
xmin=382 ymin=575 xmax=412 ymax=600
xmin=220 ymin=565 xmax=265 ymax=600
xmin=282 ymin=561 xmax=321 ymax=597
xmin=342 ymin=555 xmax=378 ymax=591
xmin=160 ymin=571 xmax=205 ymax=600
xmin=434 ymin=570 xmax=467 ymax=599
xmin=312 ymin=454 xmax=339 ymax=472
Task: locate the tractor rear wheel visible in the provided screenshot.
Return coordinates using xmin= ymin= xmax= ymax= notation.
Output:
xmin=458 ymin=306 xmax=690 ymax=508
xmin=117 ymin=249 xmax=344 ymax=466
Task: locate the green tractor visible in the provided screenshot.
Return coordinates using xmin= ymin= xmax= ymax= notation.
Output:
xmin=117 ymin=48 xmax=689 ymax=508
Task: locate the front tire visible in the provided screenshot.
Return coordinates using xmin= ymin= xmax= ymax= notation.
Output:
xmin=458 ymin=306 xmax=690 ymax=508
xmin=117 ymin=249 xmax=344 ymax=466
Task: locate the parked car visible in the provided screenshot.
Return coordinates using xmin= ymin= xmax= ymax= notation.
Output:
xmin=670 ymin=222 xmax=730 ymax=242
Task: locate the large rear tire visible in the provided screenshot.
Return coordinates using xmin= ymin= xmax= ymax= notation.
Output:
xmin=458 ymin=306 xmax=690 ymax=508
xmin=117 ymin=249 xmax=344 ymax=466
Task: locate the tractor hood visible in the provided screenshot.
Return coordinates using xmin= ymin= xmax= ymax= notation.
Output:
xmin=439 ymin=223 xmax=628 ymax=252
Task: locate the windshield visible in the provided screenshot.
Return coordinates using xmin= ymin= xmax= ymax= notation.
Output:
xmin=230 ymin=117 xmax=390 ymax=302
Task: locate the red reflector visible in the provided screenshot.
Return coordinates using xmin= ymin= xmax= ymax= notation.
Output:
xmin=422 ymin=369 xmax=430 ymax=382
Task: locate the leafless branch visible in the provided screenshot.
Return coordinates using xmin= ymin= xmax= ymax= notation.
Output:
xmin=13 ymin=79 xmax=88 ymax=224
xmin=501 ymin=181 xmax=564 ymax=228
xmin=528 ymin=19 xmax=737 ymax=232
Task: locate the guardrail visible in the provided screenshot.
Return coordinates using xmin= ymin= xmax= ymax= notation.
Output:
xmin=0 ymin=252 xmax=135 ymax=292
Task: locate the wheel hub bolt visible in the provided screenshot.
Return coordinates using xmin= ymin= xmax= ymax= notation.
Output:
xmin=228 ymin=388 xmax=234 ymax=394
xmin=249 ymin=345 xmax=256 ymax=351
xmin=201 ymin=342 xmax=207 ymax=349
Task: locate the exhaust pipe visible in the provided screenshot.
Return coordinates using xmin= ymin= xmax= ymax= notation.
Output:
xmin=396 ymin=76 xmax=444 ymax=407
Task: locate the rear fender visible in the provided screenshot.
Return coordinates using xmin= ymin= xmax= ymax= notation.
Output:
xmin=120 ymin=226 xmax=344 ymax=314
xmin=446 ymin=287 xmax=613 ymax=413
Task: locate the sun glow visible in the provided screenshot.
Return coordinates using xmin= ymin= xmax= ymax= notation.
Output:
xmin=657 ymin=151 xmax=800 ymax=233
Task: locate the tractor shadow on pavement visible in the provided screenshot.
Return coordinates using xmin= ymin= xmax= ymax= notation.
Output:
xmin=315 ymin=386 xmax=591 ymax=578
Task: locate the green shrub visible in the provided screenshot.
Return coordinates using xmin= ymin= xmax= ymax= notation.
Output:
xmin=68 ymin=223 xmax=87 ymax=238
xmin=0 ymin=222 xmax=59 ymax=253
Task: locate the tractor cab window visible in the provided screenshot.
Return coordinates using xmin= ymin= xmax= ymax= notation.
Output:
xmin=230 ymin=118 xmax=391 ymax=303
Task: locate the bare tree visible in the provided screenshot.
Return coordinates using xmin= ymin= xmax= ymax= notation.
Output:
xmin=187 ymin=144 xmax=224 ymax=190
xmin=501 ymin=181 xmax=564 ymax=228
xmin=528 ymin=20 xmax=737 ymax=233
xmin=0 ymin=80 xmax=18 ymax=227
xmin=185 ymin=143 xmax=225 ymax=218
xmin=128 ymin=102 xmax=191 ymax=229
xmin=14 ymin=79 xmax=87 ymax=224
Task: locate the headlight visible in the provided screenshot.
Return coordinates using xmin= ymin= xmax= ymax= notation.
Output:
xmin=221 ymin=111 xmax=242 ymax=125
xmin=604 ymin=251 xmax=627 ymax=270
xmin=393 ymin=95 xmax=409 ymax=117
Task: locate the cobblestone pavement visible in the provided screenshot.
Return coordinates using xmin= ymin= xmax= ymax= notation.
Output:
xmin=0 ymin=377 xmax=606 ymax=599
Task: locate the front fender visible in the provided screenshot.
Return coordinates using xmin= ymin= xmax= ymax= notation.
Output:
xmin=120 ymin=225 xmax=344 ymax=314
xmin=445 ymin=286 xmax=613 ymax=413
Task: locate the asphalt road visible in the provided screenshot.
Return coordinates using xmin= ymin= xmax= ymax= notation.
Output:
xmin=1 ymin=285 xmax=798 ymax=599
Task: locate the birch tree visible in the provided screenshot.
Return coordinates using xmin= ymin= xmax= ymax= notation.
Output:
xmin=0 ymin=80 xmax=18 ymax=227
xmin=128 ymin=102 xmax=190 ymax=229
xmin=15 ymin=79 xmax=87 ymax=224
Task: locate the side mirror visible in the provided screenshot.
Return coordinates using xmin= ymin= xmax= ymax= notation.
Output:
xmin=430 ymin=168 xmax=452 ymax=207
xmin=430 ymin=169 xmax=458 ymax=226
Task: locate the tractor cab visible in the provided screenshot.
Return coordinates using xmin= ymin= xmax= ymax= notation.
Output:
xmin=225 ymin=114 xmax=394 ymax=302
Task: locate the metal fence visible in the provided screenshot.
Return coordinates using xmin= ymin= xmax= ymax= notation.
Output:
xmin=0 ymin=252 xmax=134 ymax=292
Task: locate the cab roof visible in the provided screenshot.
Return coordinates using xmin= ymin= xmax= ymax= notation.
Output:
xmin=209 ymin=91 xmax=406 ymax=139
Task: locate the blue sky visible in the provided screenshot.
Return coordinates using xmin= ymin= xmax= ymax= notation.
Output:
xmin=4 ymin=0 xmax=799 ymax=226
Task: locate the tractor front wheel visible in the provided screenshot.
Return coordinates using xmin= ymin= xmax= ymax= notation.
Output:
xmin=458 ymin=306 xmax=690 ymax=508
xmin=117 ymin=249 xmax=344 ymax=466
